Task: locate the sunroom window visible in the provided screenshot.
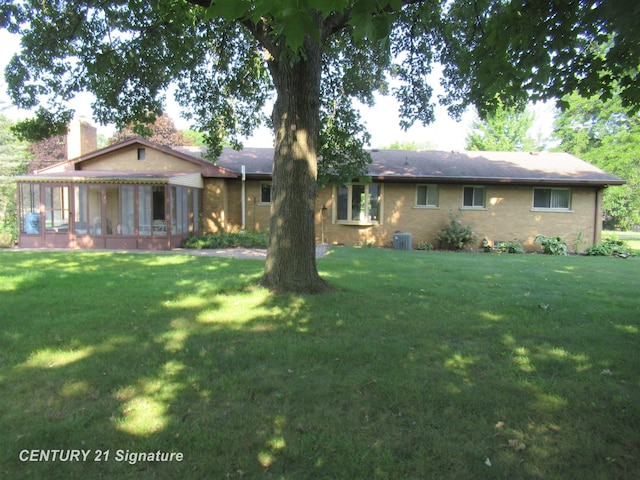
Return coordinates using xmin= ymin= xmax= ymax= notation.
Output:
xmin=336 ymin=183 xmax=380 ymax=224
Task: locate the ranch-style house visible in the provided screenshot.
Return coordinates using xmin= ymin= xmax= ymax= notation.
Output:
xmin=16 ymin=120 xmax=625 ymax=252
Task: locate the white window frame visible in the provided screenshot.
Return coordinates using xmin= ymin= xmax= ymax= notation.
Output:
xmin=334 ymin=183 xmax=383 ymax=225
xmin=532 ymin=188 xmax=572 ymax=211
xmin=462 ymin=186 xmax=486 ymax=209
xmin=415 ymin=184 xmax=439 ymax=208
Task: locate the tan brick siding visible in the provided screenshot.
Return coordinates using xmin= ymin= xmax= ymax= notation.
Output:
xmin=204 ymin=179 xmax=603 ymax=253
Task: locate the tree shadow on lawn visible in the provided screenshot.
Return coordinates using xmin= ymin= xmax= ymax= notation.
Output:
xmin=0 ymin=250 xmax=638 ymax=479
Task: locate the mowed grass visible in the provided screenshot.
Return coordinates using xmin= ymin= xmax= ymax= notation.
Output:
xmin=0 ymin=248 xmax=638 ymax=480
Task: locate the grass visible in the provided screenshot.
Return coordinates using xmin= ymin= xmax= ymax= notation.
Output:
xmin=1 ymin=248 xmax=639 ymax=479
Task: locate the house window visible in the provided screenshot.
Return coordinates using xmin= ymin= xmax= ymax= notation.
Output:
xmin=416 ymin=185 xmax=438 ymax=207
xmin=336 ymin=183 xmax=380 ymax=224
xmin=533 ymin=188 xmax=571 ymax=210
xmin=462 ymin=186 xmax=486 ymax=208
xmin=260 ymin=183 xmax=272 ymax=204
xmin=137 ymin=148 xmax=146 ymax=161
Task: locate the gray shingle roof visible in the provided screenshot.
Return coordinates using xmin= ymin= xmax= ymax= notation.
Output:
xmin=173 ymin=146 xmax=625 ymax=186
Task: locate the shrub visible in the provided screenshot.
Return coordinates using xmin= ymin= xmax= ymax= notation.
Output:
xmin=585 ymin=235 xmax=634 ymax=257
xmin=182 ymin=232 xmax=268 ymax=249
xmin=495 ymin=240 xmax=525 ymax=254
xmin=436 ymin=214 xmax=476 ymax=250
xmin=534 ymin=234 xmax=568 ymax=255
xmin=416 ymin=241 xmax=434 ymax=251
xmin=0 ymin=229 xmax=15 ymax=248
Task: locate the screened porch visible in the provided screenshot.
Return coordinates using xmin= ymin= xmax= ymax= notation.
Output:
xmin=17 ymin=172 xmax=202 ymax=250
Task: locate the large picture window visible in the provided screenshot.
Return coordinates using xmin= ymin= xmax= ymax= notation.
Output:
xmin=336 ymin=184 xmax=380 ymax=224
xmin=533 ymin=188 xmax=571 ymax=210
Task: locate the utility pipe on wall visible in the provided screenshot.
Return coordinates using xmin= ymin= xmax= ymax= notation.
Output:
xmin=241 ymin=165 xmax=246 ymax=232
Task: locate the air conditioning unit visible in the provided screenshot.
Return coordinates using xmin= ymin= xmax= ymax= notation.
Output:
xmin=393 ymin=232 xmax=412 ymax=250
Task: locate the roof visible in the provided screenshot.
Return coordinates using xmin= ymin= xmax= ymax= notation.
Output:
xmin=37 ymin=137 xmax=238 ymax=179
xmin=174 ymin=146 xmax=274 ymax=176
xmin=175 ymin=146 xmax=625 ymax=187
xmin=366 ymin=150 xmax=626 ymax=186
xmin=24 ymin=139 xmax=624 ymax=187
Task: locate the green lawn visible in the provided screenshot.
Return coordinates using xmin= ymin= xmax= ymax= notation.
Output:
xmin=1 ymin=248 xmax=638 ymax=479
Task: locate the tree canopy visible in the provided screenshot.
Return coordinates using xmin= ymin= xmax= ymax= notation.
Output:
xmin=465 ymin=103 xmax=545 ymax=152
xmin=554 ymin=91 xmax=640 ymax=230
xmin=3 ymin=0 xmax=640 ymax=291
xmin=107 ymin=113 xmax=195 ymax=147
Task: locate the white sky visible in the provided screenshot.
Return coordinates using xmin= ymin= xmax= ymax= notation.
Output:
xmin=0 ymin=29 xmax=555 ymax=150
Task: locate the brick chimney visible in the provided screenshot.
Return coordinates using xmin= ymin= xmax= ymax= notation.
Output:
xmin=67 ymin=118 xmax=98 ymax=160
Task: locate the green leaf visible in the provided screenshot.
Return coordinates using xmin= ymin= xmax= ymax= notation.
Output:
xmin=204 ymin=0 xmax=251 ymax=22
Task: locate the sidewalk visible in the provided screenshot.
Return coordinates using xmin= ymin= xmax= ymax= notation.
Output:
xmin=5 ymin=244 xmax=329 ymax=259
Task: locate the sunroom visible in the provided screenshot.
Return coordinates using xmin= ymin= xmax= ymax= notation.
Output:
xmin=17 ymin=171 xmax=202 ymax=250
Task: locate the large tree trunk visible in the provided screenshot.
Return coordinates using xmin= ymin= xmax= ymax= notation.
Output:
xmin=261 ymin=39 xmax=329 ymax=294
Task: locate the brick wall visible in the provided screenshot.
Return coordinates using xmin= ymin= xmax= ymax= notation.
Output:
xmin=203 ymin=179 xmax=603 ymax=253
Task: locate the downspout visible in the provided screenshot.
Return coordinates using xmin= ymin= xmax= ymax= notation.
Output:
xmin=241 ymin=165 xmax=246 ymax=232
xmin=594 ymin=187 xmax=603 ymax=246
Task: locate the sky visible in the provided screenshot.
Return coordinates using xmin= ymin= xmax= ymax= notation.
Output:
xmin=0 ymin=28 xmax=555 ymax=151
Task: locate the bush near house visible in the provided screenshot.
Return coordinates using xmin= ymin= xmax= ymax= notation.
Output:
xmin=534 ymin=234 xmax=568 ymax=255
xmin=436 ymin=214 xmax=477 ymax=250
xmin=182 ymin=232 xmax=268 ymax=249
xmin=585 ymin=235 xmax=635 ymax=257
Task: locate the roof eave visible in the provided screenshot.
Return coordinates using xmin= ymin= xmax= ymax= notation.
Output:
xmin=370 ymin=175 xmax=626 ymax=187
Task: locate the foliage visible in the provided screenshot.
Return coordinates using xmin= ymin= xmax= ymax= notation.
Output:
xmin=0 ymin=114 xmax=30 ymax=245
xmin=108 ymin=113 xmax=196 ymax=147
xmin=1 ymin=249 xmax=639 ymax=479
xmin=534 ymin=234 xmax=568 ymax=255
xmin=416 ymin=241 xmax=434 ymax=251
xmin=26 ymin=134 xmax=66 ymax=172
xmin=465 ymin=102 xmax=545 ymax=151
xmin=436 ymin=214 xmax=476 ymax=250
xmin=382 ymin=140 xmax=437 ymax=151
xmin=553 ymin=91 xmax=640 ymax=230
xmin=495 ymin=240 xmax=525 ymax=254
xmin=441 ymin=1 xmax=640 ymax=117
xmin=585 ymin=235 xmax=635 ymax=257
xmin=182 ymin=232 xmax=268 ymax=249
